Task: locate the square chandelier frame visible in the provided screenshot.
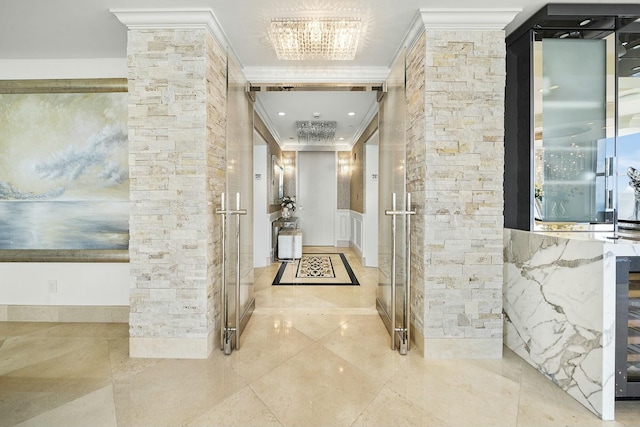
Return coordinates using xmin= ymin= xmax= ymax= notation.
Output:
xmin=269 ymin=17 xmax=361 ymax=61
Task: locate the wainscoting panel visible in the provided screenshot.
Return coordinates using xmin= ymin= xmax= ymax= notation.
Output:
xmin=335 ymin=210 xmax=350 ymax=247
xmin=349 ymin=211 xmax=363 ymax=258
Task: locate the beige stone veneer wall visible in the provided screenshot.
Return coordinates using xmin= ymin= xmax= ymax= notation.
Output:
xmin=127 ymin=28 xmax=227 ymax=358
xmin=407 ymin=30 xmax=505 ymax=357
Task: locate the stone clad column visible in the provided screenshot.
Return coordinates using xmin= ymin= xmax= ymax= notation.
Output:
xmin=406 ymin=9 xmax=519 ymax=358
xmin=112 ymin=10 xmax=227 ymax=358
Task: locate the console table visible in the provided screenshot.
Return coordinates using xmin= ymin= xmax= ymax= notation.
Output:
xmin=272 ymin=217 xmax=298 ymax=261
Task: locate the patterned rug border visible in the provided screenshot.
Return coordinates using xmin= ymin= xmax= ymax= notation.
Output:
xmin=272 ymin=253 xmax=360 ymax=286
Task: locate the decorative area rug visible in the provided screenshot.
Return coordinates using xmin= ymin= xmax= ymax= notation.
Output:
xmin=272 ymin=253 xmax=359 ymax=286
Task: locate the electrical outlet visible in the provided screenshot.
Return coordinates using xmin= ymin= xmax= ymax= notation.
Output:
xmin=48 ymin=279 xmax=57 ymax=293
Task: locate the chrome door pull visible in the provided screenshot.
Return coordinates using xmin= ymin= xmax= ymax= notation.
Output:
xmin=384 ymin=192 xmax=416 ymax=353
xmin=216 ymin=192 xmax=247 ymax=354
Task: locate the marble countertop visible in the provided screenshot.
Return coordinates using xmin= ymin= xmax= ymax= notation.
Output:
xmin=534 ymin=230 xmax=640 ymax=256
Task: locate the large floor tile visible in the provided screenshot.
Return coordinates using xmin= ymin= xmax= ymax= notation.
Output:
xmin=0 ymin=336 xmax=111 ymax=379
xmin=112 ymin=354 xmax=246 ymax=427
xmin=107 ymin=337 xmax=164 ymax=382
xmin=14 ymin=385 xmax=118 ymax=427
xmin=228 ymin=313 xmax=315 ymax=383
xmin=0 ymin=322 xmax=59 ymax=337
xmin=254 ymin=286 xmax=337 ymax=310
xmin=516 ymin=362 xmax=626 ymax=427
xmin=250 ymin=343 xmax=383 ymax=427
xmin=320 ymin=315 xmax=408 ymax=382
xmin=351 ymin=387 xmax=450 ymax=427
xmin=387 ymin=352 xmax=522 ymax=427
xmin=289 ymin=312 xmax=352 ymax=341
xmin=0 ymin=338 xmax=112 ymax=427
xmin=25 ymin=322 xmax=128 ymax=338
xmin=185 ymin=386 xmax=283 ymax=427
xmin=312 ymin=286 xmax=376 ymax=309
xmin=615 ymin=400 xmax=640 ymax=427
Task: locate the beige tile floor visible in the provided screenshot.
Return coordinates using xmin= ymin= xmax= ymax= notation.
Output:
xmin=1 ymin=246 xmax=640 ymax=427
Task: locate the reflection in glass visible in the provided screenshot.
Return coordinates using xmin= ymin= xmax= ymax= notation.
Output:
xmin=533 ymin=34 xmax=616 ymax=229
xmin=377 ymin=47 xmax=407 ymax=349
xmin=617 ymin=71 xmax=640 ymax=223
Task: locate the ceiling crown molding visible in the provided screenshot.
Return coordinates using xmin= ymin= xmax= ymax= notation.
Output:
xmin=110 ymin=8 xmax=231 ymax=55
xmin=243 ymin=66 xmax=389 ymax=84
xmin=392 ymin=8 xmax=521 ymax=76
xmin=419 ymin=8 xmax=521 ymax=30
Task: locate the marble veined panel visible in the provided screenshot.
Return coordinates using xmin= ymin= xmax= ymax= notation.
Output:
xmin=504 ymin=229 xmax=614 ymax=420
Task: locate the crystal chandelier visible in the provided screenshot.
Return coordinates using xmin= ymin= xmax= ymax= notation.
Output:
xmin=296 ymin=121 xmax=337 ymax=143
xmin=269 ymin=17 xmax=361 ymax=61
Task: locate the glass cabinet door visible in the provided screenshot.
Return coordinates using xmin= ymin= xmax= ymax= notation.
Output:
xmin=533 ymin=32 xmax=616 ymax=230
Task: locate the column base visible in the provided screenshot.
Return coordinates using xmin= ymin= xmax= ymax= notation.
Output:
xmin=130 ymin=330 xmax=215 ymax=359
xmin=422 ymin=338 xmax=503 ymax=359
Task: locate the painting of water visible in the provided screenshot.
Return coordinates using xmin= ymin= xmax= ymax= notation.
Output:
xmin=0 ymin=87 xmax=129 ymax=250
xmin=0 ymin=201 xmax=128 ymax=249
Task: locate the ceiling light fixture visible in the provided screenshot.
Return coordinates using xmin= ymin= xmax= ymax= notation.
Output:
xmin=269 ymin=17 xmax=361 ymax=61
xmin=296 ymin=121 xmax=337 ymax=143
xmin=348 ymin=111 xmax=356 ymax=116
xmin=278 ymin=111 xmax=286 ymax=116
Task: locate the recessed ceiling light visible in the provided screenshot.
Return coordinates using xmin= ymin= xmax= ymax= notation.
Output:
xmin=348 ymin=112 xmax=356 ymax=116
xmin=579 ymin=19 xmax=592 ymax=26
xmin=339 ymin=137 xmax=344 ymax=140
xmin=278 ymin=112 xmax=285 ymax=116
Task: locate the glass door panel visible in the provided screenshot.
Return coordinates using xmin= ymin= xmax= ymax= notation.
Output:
xmin=222 ymin=48 xmax=254 ymax=353
xmin=533 ymin=32 xmax=616 ymax=230
xmin=617 ymin=30 xmax=640 ymax=228
xmin=377 ymin=47 xmax=409 ymax=352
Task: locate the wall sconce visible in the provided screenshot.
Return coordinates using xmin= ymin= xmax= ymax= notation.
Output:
xmin=283 ymin=157 xmax=294 ymax=175
xmin=339 ymin=158 xmax=350 ymax=175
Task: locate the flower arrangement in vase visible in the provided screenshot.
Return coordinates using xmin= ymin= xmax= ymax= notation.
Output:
xmin=281 ymin=195 xmax=296 ymax=218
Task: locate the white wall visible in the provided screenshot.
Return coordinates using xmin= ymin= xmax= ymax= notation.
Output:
xmin=0 ymin=263 xmax=129 ymax=306
xmin=0 ymin=59 xmax=127 ymax=79
xmin=0 ymin=59 xmax=130 ymax=312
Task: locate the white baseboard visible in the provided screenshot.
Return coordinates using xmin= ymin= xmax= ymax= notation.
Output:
xmin=0 ymin=304 xmax=129 ymax=323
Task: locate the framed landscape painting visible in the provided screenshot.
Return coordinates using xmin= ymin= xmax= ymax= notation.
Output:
xmin=0 ymin=79 xmax=129 ymax=250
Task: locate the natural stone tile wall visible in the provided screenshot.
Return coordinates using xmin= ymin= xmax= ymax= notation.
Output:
xmin=408 ymin=30 xmax=505 ymax=354
xmin=127 ymin=28 xmax=226 ymax=354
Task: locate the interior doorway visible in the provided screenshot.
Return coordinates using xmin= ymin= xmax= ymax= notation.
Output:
xmin=297 ymin=151 xmax=336 ymax=246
